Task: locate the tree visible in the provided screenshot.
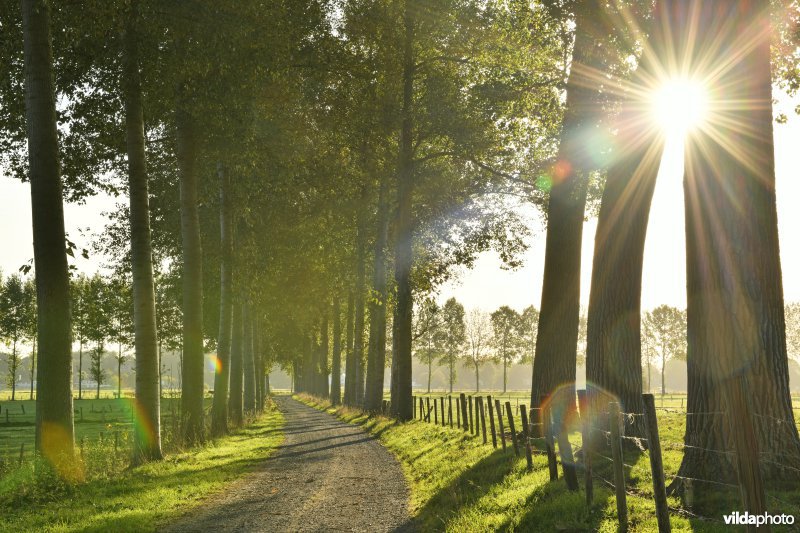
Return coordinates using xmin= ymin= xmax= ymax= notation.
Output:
xmin=21 ymin=0 xmax=75 ymax=461
xmin=490 ymin=306 xmax=522 ymax=394
xmin=530 ymin=0 xmax=613 ymax=431
xmin=24 ymin=277 xmax=37 ymax=400
xmin=122 ymin=0 xmax=162 ymax=461
xmin=211 ymin=164 xmax=233 ymax=437
xmin=518 ymin=306 xmax=538 ymax=365
xmin=84 ymin=275 xmax=110 ymax=400
xmin=585 ymin=0 xmax=668 ymax=437
xmin=674 ymin=0 xmax=800 ymax=495
xmin=71 ymin=275 xmax=90 ymax=399
xmin=465 ymin=310 xmax=492 ymax=392
xmin=413 ymin=298 xmax=442 ymax=394
xmin=642 ymin=305 xmax=686 ymax=396
xmin=0 ymin=274 xmax=34 ymax=400
xmin=439 ymin=298 xmax=466 ymax=393
xmin=107 ymin=276 xmax=133 ymax=400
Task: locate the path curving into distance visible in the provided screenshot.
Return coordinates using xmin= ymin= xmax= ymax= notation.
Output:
xmin=163 ymin=396 xmax=412 ymax=533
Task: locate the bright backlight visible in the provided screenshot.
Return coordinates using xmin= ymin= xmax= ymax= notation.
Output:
xmin=651 ymin=79 xmax=708 ymax=135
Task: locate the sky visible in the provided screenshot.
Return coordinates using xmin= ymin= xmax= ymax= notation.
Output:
xmin=2 ymin=90 xmax=800 ymax=315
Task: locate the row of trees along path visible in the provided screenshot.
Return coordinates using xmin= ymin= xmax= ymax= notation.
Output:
xmin=3 ymin=0 xmax=800 ymax=526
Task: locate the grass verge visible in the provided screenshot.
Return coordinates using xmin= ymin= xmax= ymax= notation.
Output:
xmin=295 ymin=394 xmax=755 ymax=532
xmin=0 ymin=403 xmax=284 ymax=532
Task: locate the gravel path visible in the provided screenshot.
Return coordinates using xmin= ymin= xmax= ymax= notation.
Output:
xmin=163 ymin=396 xmax=412 ymax=533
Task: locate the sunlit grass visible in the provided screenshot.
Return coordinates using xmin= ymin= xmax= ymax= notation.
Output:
xmin=298 ymin=393 xmax=798 ymax=532
xmin=0 ymin=405 xmax=284 ymax=532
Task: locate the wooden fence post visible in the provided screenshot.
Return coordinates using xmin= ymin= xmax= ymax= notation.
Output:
xmin=448 ymin=396 xmax=453 ymax=428
xmin=460 ymin=393 xmax=469 ymax=433
xmin=519 ymin=404 xmax=534 ymax=471
xmin=426 ymin=397 xmax=431 ymax=422
xmin=505 ymin=401 xmax=519 ymax=457
xmin=479 ymin=397 xmax=488 ymax=444
xmin=643 ymin=394 xmax=671 ymax=532
xmin=495 ymin=399 xmax=506 ymax=450
xmin=412 ymin=395 xmax=416 ymax=418
xmin=577 ymin=389 xmax=593 ymax=507
xmin=609 ymin=402 xmax=628 ymax=531
xmin=434 ymin=399 xmax=438 ymax=424
xmin=441 ymin=397 xmax=446 ymax=427
xmin=487 ymin=395 xmax=498 ymax=448
xmin=468 ymin=396 xmax=474 ymax=435
xmin=543 ymin=405 xmax=558 ymax=481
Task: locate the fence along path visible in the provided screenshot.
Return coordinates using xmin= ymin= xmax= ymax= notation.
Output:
xmin=411 ymin=390 xmax=800 ymax=532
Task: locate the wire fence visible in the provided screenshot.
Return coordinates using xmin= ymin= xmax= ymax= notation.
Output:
xmin=408 ymin=390 xmax=800 ymax=531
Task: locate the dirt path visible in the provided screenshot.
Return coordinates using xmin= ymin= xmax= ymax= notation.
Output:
xmin=163 ymin=396 xmax=412 ymax=533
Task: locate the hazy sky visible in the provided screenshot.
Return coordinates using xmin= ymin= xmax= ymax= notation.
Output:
xmin=2 ymin=90 xmax=800 ymax=315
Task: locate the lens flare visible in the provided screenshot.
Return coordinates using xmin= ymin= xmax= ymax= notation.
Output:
xmin=651 ymin=78 xmax=709 ymax=136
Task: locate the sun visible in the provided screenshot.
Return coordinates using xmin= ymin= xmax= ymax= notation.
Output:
xmin=651 ymin=78 xmax=709 ymax=136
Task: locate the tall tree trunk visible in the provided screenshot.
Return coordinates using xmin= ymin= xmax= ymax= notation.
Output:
xmin=391 ymin=0 xmax=415 ymax=421
xmin=343 ymin=292 xmax=355 ymax=404
xmin=229 ymin=302 xmax=244 ymax=426
xmin=475 ymin=364 xmax=479 ymax=393
xmin=243 ymin=303 xmax=255 ymax=413
xmin=331 ymin=298 xmax=342 ymax=405
xmin=585 ymin=2 xmax=667 ymax=438
xmin=123 ymin=0 xmax=162 ymax=462
xmin=175 ymin=93 xmax=205 ymax=444
xmin=352 ymin=215 xmax=367 ymax=406
xmin=321 ymin=313 xmax=329 ymax=398
xmin=530 ymin=0 xmax=605 ymax=436
xmin=11 ymin=342 xmax=17 ymax=401
xmin=673 ymin=0 xmax=800 ymax=500
xmin=365 ymin=178 xmax=389 ymax=412
xmin=211 ymin=163 xmax=232 ymax=436
xmin=78 ymin=341 xmax=83 ymax=400
xmin=427 ymin=359 xmax=431 ymax=394
xmin=22 ymin=0 xmax=74 ymax=460
xmin=254 ymin=321 xmax=263 ymax=411
xmin=29 ymin=336 xmax=36 ymax=400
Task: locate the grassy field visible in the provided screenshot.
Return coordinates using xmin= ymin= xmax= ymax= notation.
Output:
xmin=297 ymin=393 xmax=800 ymax=532
xmin=0 ymin=403 xmax=284 ymax=532
xmin=0 ymin=395 xmax=210 ymax=459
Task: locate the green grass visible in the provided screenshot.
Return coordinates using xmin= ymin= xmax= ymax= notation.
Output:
xmin=0 ymin=404 xmax=284 ymax=532
xmin=297 ymin=393 xmax=800 ymax=532
xmin=0 ymin=396 xmax=210 ymax=458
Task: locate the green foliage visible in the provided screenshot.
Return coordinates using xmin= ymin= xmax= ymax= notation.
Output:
xmin=0 ymin=273 xmax=35 ymax=396
xmin=438 ymin=298 xmax=466 ymax=391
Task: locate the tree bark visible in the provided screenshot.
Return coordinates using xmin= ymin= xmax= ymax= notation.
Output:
xmin=391 ymin=0 xmax=415 ymax=421
xmin=243 ymin=303 xmax=256 ymax=413
xmin=530 ymin=0 xmax=605 ymax=436
xmin=123 ymin=0 xmax=162 ymax=460
xmin=229 ymin=302 xmax=244 ymax=426
xmin=319 ymin=313 xmax=330 ymax=398
xmin=211 ymin=163 xmax=232 ymax=436
xmin=585 ymin=2 xmax=667 ymax=438
xmin=352 ymin=213 xmax=367 ymax=406
xmin=22 ymin=0 xmax=74 ymax=460
xmin=674 ymin=0 xmax=800 ymax=500
xmin=343 ymin=292 xmax=355 ymax=404
xmin=29 ymin=336 xmax=36 ymax=400
xmin=364 ymin=178 xmax=389 ymax=412
xmin=331 ymin=298 xmax=342 ymax=405
xmin=176 ymin=93 xmax=205 ymax=444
